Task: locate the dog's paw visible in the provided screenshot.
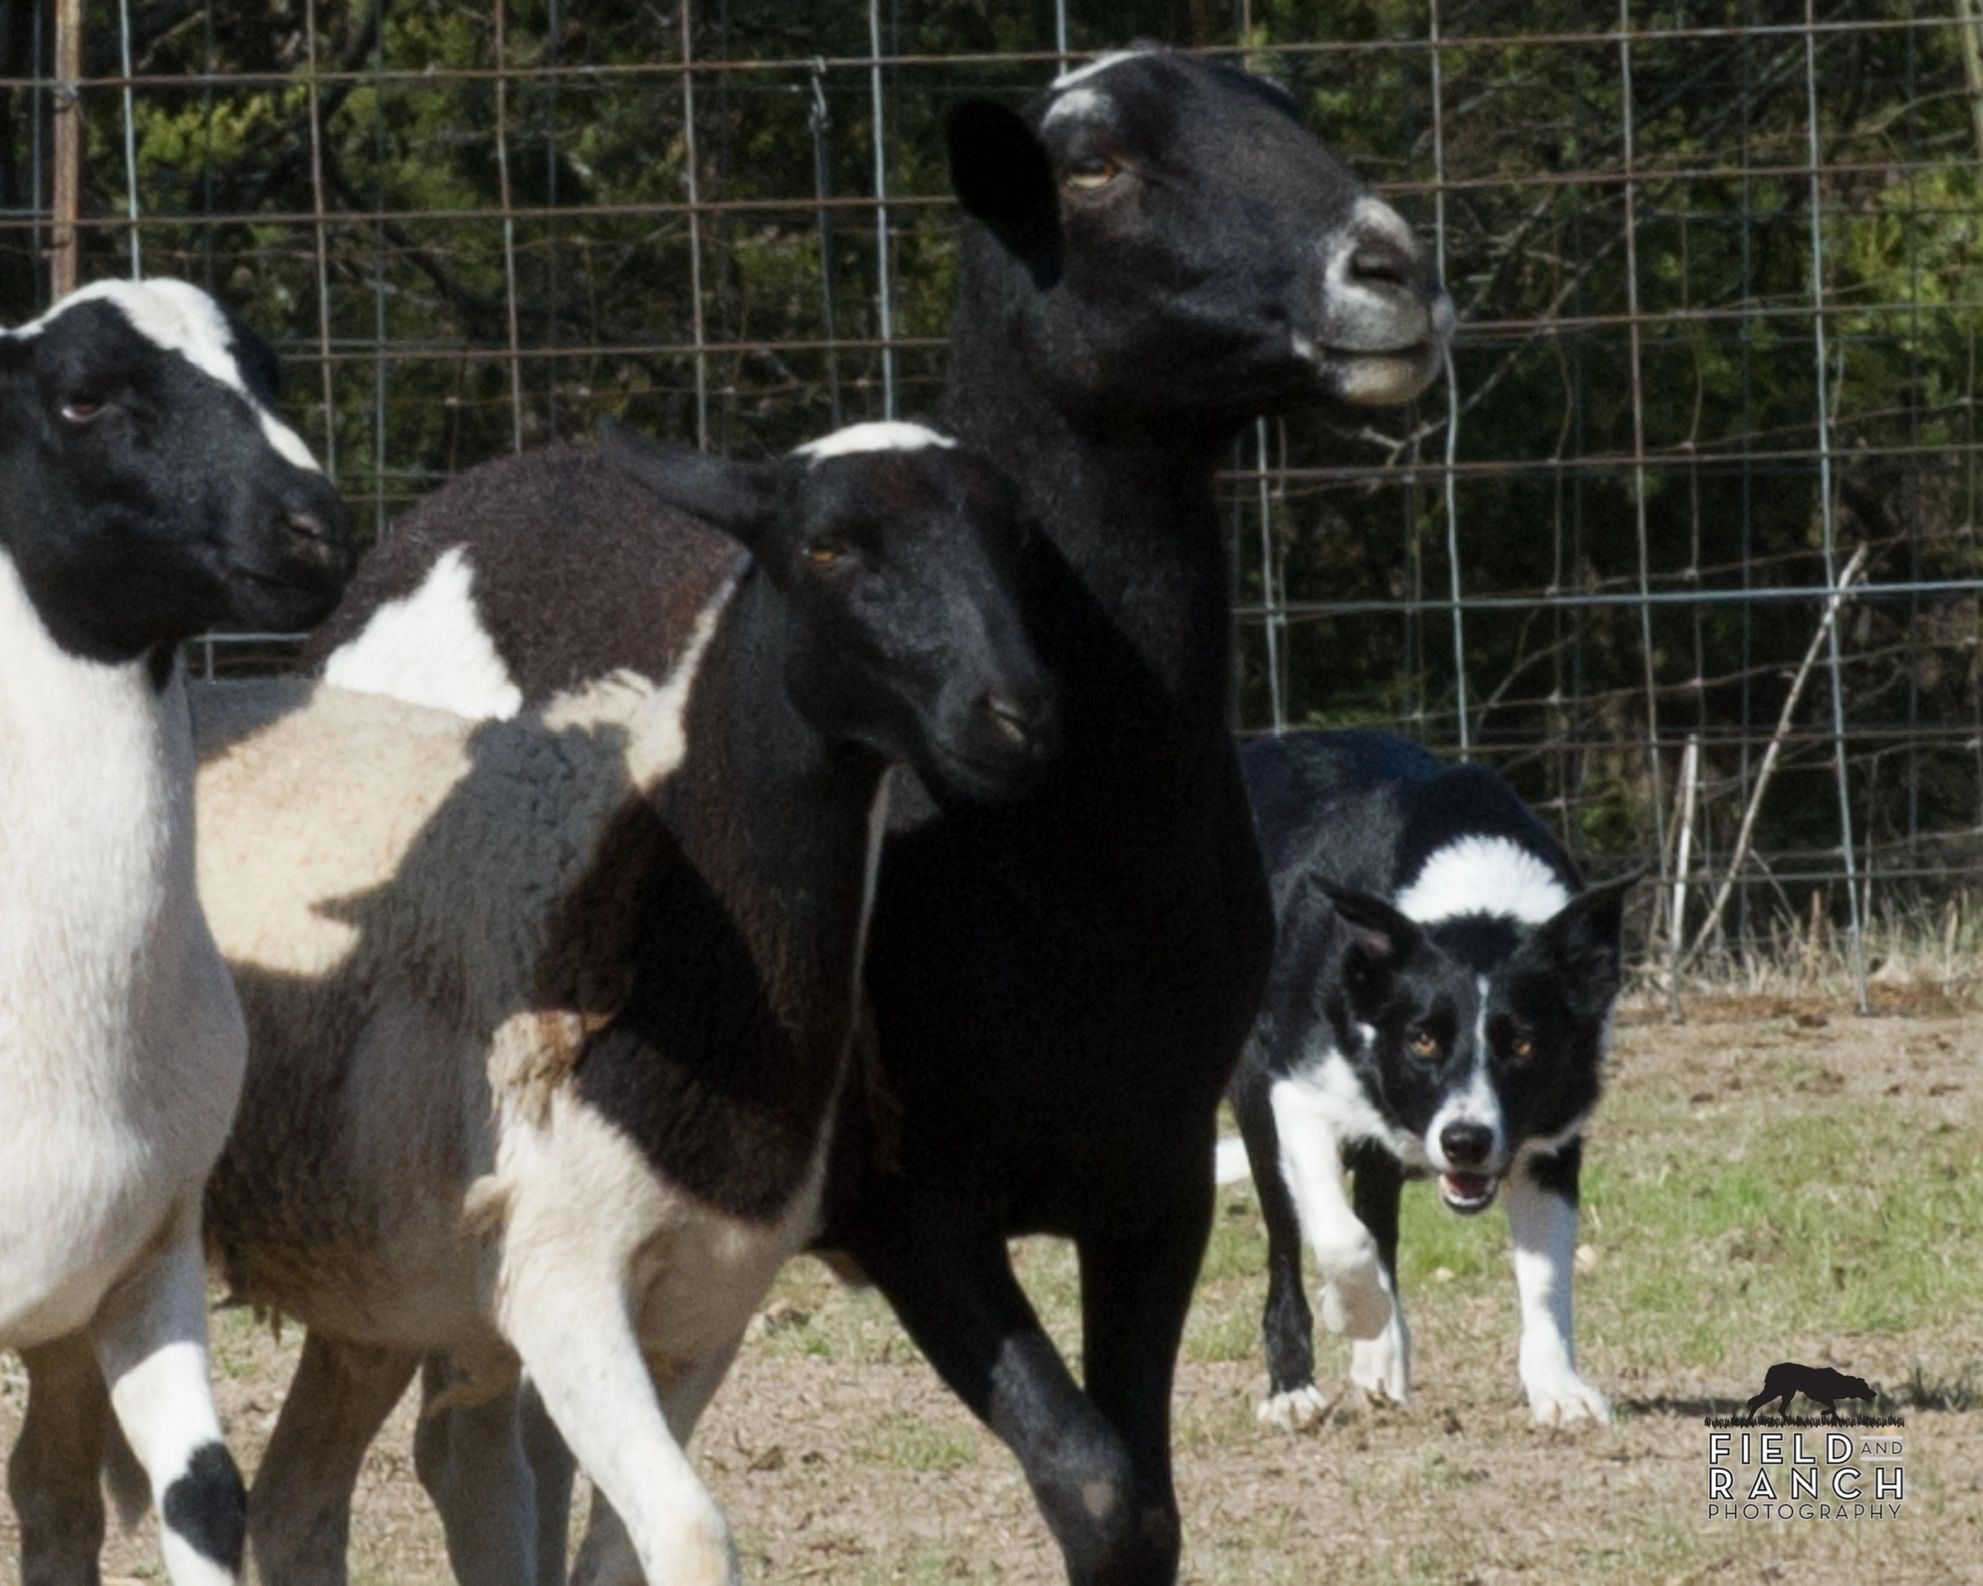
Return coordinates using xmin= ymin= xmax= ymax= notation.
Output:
xmin=1256 ymin=1383 xmax=1336 ymax=1434
xmin=1314 ymin=1239 xmax=1391 ymax=1341
xmin=1524 ymin=1366 xmax=1612 ymax=1427
xmin=1349 ymin=1306 xmax=1411 ymax=1405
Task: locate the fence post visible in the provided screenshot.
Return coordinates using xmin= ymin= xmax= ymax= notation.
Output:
xmin=50 ymin=0 xmax=82 ymax=299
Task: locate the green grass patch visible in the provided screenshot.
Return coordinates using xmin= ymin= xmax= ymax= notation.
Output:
xmin=852 ymin=1412 xmax=984 ymax=1474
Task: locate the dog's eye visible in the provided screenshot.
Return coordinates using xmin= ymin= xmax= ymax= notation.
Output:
xmin=60 ymin=396 xmax=107 ymax=426
xmin=804 ymin=539 xmax=849 ymax=567
xmin=1508 ymin=1032 xmax=1536 ymax=1063
xmin=1409 ymin=1030 xmax=1440 ymax=1061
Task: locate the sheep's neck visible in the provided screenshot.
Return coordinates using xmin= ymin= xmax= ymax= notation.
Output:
xmin=0 ymin=552 xmax=193 ymax=1088
xmin=942 ymin=314 xmax=1238 ymax=779
xmin=569 ymin=573 xmax=881 ymax=1222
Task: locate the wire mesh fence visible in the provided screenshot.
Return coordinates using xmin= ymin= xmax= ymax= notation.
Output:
xmin=3 ymin=1 xmax=1979 ymax=1003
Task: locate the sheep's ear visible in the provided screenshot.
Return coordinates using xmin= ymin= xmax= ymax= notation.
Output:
xmin=598 ymin=418 xmax=784 ymax=550
xmin=946 ymin=100 xmax=1060 ymax=282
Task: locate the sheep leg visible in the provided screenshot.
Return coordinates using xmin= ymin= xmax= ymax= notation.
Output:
xmin=847 ymin=1198 xmax=1142 ymax=1586
xmin=9 ymin=1333 xmax=110 ymax=1586
xmin=504 ymin=1276 xmax=737 ymax=1586
xmin=1071 ymin=1176 xmax=1217 ymax=1586
xmin=568 ymin=1331 xmax=747 ymax=1586
xmin=519 ymin=1377 xmax=577 ymax=1586
xmin=89 ymin=1206 xmax=248 ymax=1586
xmin=250 ymin=1333 xmax=417 ymax=1586
xmin=413 ymin=1358 xmax=539 ymax=1586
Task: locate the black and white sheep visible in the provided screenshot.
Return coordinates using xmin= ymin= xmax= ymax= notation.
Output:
xmin=0 ymin=278 xmax=353 ymax=1586
xmin=110 ymin=422 xmax=1045 ymax=1586
xmin=304 ymin=46 xmax=1454 ymax=1584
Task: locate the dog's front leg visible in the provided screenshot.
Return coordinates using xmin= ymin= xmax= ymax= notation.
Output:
xmin=1269 ymin=1081 xmax=1393 ymax=1344
xmin=1507 ymin=1142 xmax=1610 ymax=1426
xmin=1346 ymin=1142 xmax=1410 ymax=1405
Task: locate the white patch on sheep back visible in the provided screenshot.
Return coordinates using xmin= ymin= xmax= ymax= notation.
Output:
xmin=791 ymin=421 xmax=956 ymax=466
xmin=1394 ymin=836 xmax=1570 ymax=927
xmin=324 ymin=547 xmax=526 ymax=721
xmin=1049 ymin=49 xmax=1153 ymax=89
xmin=14 ymin=278 xmax=324 ymax=477
xmin=542 ymin=576 xmax=736 ymax=796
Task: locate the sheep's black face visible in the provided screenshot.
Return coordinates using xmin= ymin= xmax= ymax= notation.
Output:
xmin=595 ymin=419 xmax=1058 ymax=802
xmin=770 ymin=434 xmax=1058 ymax=802
xmin=0 ymin=280 xmax=354 ymax=668
xmin=948 ymin=48 xmax=1454 ymax=429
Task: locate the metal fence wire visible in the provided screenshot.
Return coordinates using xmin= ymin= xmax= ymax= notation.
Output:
xmin=3 ymin=1 xmax=1979 ymax=1006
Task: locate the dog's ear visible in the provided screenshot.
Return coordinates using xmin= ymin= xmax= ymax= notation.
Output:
xmin=1318 ymin=882 xmax=1421 ymax=1013
xmin=1534 ymin=869 xmax=1641 ymax=1019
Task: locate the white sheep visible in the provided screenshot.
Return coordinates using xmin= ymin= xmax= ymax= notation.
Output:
xmin=0 ymin=278 xmax=352 ymax=1586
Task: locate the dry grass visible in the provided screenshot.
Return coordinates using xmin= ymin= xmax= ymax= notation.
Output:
xmin=1640 ymin=895 xmax=1983 ymax=1015
xmin=3 ymin=1011 xmax=1977 ymax=1585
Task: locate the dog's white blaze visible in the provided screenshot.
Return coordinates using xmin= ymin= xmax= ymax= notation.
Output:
xmin=792 ymin=421 xmax=955 ymax=465
xmin=1423 ymin=977 xmax=1505 ymax=1175
xmin=15 ymin=278 xmax=324 ymax=477
xmin=324 ymin=547 xmax=526 ymax=721
xmin=1395 ymin=835 xmax=1570 ymax=927
xmin=1049 ymin=49 xmax=1152 ymax=90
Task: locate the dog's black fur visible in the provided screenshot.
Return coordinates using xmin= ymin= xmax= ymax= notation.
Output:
xmin=1225 ymin=730 xmax=1633 ymax=1429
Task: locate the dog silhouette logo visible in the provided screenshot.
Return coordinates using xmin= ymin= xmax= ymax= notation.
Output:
xmin=1744 ymin=1362 xmax=1879 ymax=1421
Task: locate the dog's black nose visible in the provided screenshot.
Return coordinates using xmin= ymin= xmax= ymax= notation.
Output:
xmin=1440 ymin=1120 xmax=1493 ymax=1168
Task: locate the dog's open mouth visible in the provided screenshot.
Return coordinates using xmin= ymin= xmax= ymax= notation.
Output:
xmin=1439 ymin=1172 xmax=1501 ymax=1214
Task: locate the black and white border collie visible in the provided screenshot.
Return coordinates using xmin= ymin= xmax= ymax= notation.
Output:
xmin=1220 ymin=730 xmax=1635 ymax=1430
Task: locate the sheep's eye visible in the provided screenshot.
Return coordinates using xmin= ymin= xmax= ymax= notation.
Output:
xmin=1408 ymin=1029 xmax=1440 ymax=1061
xmin=60 ymin=397 xmax=106 ymax=426
xmin=1064 ymin=155 xmax=1120 ymax=192
xmin=1508 ymin=1033 xmax=1536 ymax=1063
xmin=804 ymin=539 xmax=849 ymax=567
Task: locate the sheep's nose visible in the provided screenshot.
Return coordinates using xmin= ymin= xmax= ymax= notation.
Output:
xmin=1440 ymin=1121 xmax=1493 ymax=1169
xmin=979 ymin=687 xmax=1060 ymax=760
xmin=283 ymin=508 xmax=337 ymax=547
xmin=272 ymin=499 xmax=357 ymax=585
xmin=1348 ymin=237 xmax=1418 ymax=293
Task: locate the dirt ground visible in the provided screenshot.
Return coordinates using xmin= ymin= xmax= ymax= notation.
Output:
xmin=3 ymin=1008 xmax=1977 ymax=1585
